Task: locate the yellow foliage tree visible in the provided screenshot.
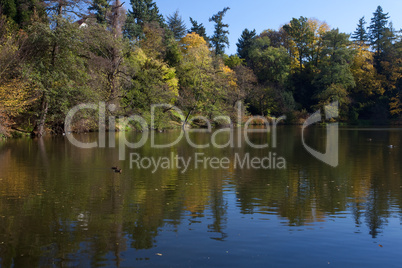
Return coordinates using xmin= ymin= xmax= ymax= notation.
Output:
xmin=350 ymin=45 xmax=384 ymax=96
xmin=0 ymin=80 xmax=36 ymax=136
xmin=179 ymin=32 xmax=208 ymax=53
xmin=0 ymin=16 xmax=35 ymax=136
xmin=307 ymin=19 xmax=330 ymax=67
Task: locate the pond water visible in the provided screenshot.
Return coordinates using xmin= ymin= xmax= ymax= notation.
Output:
xmin=0 ymin=126 xmax=402 ymax=267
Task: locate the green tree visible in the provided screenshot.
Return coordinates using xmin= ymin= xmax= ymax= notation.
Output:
xmin=283 ymin=16 xmax=314 ymax=71
xmin=25 ymin=18 xmax=93 ymax=136
xmin=230 ymin=65 xmax=257 ymax=108
xmin=124 ymin=0 xmax=163 ymax=40
xmin=236 ymin=28 xmax=256 ymax=63
xmin=166 ymin=10 xmax=186 ymax=41
xmin=349 ymin=44 xmax=384 ymax=120
xmin=0 ymin=14 xmax=34 ymax=136
xmin=122 ymin=48 xmax=178 ymax=128
xmin=139 ymin=21 xmax=166 ymax=59
xmin=189 ymin=17 xmax=208 ymax=42
xmin=379 ymin=26 xmax=402 ymax=117
xmin=44 ymin=0 xmax=87 ymax=17
xmin=1 ymin=0 xmax=45 ymax=27
xmin=177 ymin=32 xmax=215 ymax=124
xmin=164 ymin=33 xmax=182 ymax=67
xmin=369 ymin=6 xmax=389 ymax=56
xmin=248 ymin=36 xmax=291 ymax=86
xmin=88 ymin=0 xmax=110 ymax=25
xmin=223 ymin=54 xmax=243 ymax=68
xmin=209 ymin=7 xmax=230 ymax=56
xmin=247 ymin=35 xmax=293 ymax=116
xmin=82 ymin=21 xmax=125 ymax=104
xmin=0 ymin=0 xmax=17 ymax=21
xmin=352 ymin=17 xmax=369 ymax=45
xmin=313 ymin=29 xmax=356 ymax=115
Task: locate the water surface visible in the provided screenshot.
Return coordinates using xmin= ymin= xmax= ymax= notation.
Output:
xmin=0 ymin=126 xmax=401 ymax=267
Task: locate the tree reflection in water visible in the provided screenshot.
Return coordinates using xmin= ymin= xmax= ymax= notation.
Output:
xmin=0 ymin=127 xmax=401 ymax=266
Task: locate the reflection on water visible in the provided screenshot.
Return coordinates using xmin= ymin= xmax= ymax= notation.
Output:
xmin=0 ymin=126 xmax=402 ymax=267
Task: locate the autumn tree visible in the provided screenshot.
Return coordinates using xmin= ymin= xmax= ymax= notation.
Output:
xmin=283 ymin=16 xmax=314 ymax=71
xmin=24 ymin=18 xmax=92 ymax=135
xmin=121 ymin=48 xmax=179 ymax=129
xmin=349 ymin=44 xmax=384 ymax=120
xmin=380 ymin=29 xmax=402 ymax=117
xmin=0 ymin=15 xmax=34 ymax=136
xmin=306 ymin=19 xmax=330 ymax=69
xmin=232 ymin=65 xmax=257 ymax=104
xmin=178 ymin=32 xmax=215 ymax=124
xmin=209 ymin=7 xmax=230 ymax=56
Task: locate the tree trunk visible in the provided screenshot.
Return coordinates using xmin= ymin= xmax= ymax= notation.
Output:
xmin=108 ymin=0 xmax=123 ymax=103
xmin=32 ymin=94 xmax=48 ymax=137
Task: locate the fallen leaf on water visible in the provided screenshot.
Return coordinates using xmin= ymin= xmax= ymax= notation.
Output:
xmin=156 ymin=253 xmax=162 ymax=256
xmin=379 ymin=244 xmax=383 ymax=248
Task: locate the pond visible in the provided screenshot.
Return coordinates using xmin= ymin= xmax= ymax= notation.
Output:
xmin=0 ymin=126 xmax=401 ymax=267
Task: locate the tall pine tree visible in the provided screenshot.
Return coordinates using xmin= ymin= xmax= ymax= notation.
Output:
xmin=352 ymin=17 xmax=368 ymax=45
xmin=369 ymin=6 xmax=389 ymax=55
xmin=88 ymin=0 xmax=110 ymax=25
xmin=237 ymin=28 xmax=256 ymax=62
xmin=209 ymin=7 xmax=230 ymax=55
xmin=166 ymin=10 xmax=186 ymax=40
xmin=189 ymin=17 xmax=208 ymax=42
xmin=124 ymin=0 xmax=163 ymax=40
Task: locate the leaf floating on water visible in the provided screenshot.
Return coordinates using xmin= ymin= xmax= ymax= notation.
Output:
xmin=156 ymin=253 xmax=163 ymax=256
xmin=379 ymin=244 xmax=383 ymax=248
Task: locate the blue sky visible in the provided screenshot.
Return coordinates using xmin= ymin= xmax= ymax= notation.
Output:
xmin=126 ymin=0 xmax=402 ymax=55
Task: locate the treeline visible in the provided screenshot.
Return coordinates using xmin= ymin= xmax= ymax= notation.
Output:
xmin=0 ymin=0 xmax=401 ymax=137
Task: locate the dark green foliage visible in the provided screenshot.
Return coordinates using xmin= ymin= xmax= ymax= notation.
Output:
xmin=88 ymin=0 xmax=110 ymax=25
xmin=164 ymin=34 xmax=182 ymax=66
xmin=369 ymin=6 xmax=389 ymax=55
xmin=352 ymin=17 xmax=368 ymax=44
xmin=313 ymin=29 xmax=356 ymax=108
xmin=248 ymin=36 xmax=291 ymax=85
xmin=189 ymin=17 xmax=208 ymax=41
xmin=236 ymin=28 xmax=256 ymax=62
xmin=0 ymin=0 xmax=17 ymax=21
xmin=1 ymin=0 xmax=45 ymax=28
xmin=124 ymin=0 xmax=163 ymax=40
xmin=315 ymin=30 xmax=355 ymax=86
xmin=209 ymin=7 xmax=230 ymax=55
xmin=223 ymin=54 xmax=243 ymax=68
xmin=166 ymin=10 xmax=186 ymax=40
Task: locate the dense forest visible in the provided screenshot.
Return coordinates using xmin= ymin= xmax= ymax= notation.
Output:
xmin=0 ymin=0 xmax=401 ymax=137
